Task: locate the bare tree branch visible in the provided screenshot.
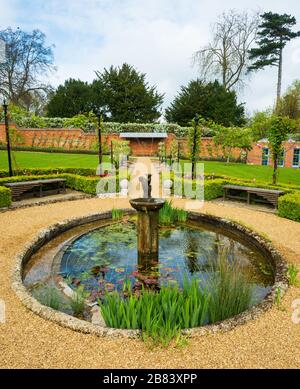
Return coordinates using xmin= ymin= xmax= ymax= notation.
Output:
xmin=193 ymin=10 xmax=259 ymax=91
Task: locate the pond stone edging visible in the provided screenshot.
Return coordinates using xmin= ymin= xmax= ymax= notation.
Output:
xmin=11 ymin=209 xmax=289 ymax=339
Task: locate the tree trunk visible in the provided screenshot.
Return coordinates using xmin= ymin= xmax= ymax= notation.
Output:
xmin=276 ymin=46 xmax=283 ymax=112
xmin=272 ymin=155 xmax=278 ymax=185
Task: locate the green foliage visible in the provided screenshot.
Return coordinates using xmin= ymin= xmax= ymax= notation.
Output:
xmin=208 ymin=252 xmax=253 ymax=322
xmin=0 ymin=186 xmax=12 ymax=208
xmin=248 ymin=12 xmax=300 ymax=71
xmin=70 ymin=285 xmax=89 ymax=317
xmin=100 ymin=279 xmax=210 ymax=347
xmin=248 ymin=110 xmax=273 ymax=141
xmin=278 ymin=191 xmax=300 ymax=221
xmin=100 ymin=252 xmax=253 ymax=346
xmin=112 ymin=208 xmax=124 ymax=220
xmin=92 ymin=63 xmax=164 ymax=123
xmin=34 ymin=287 xmax=61 ymax=310
xmin=278 ymin=81 xmax=300 ymax=120
xmin=165 ymin=80 xmax=245 ymax=127
xmin=159 ymin=201 xmax=188 ymax=226
xmin=111 ymin=140 xmax=131 ymax=171
xmin=268 ymin=116 xmax=296 ymax=184
xmin=189 ymin=115 xmax=202 ymax=179
xmin=203 ymin=179 xmax=226 ymax=200
xmin=213 ymin=124 xmax=253 ymax=163
xmin=287 ymin=264 xmax=300 ymax=287
xmin=46 ymin=79 xmax=94 ymax=117
xmin=158 ymin=141 xmax=166 ymax=162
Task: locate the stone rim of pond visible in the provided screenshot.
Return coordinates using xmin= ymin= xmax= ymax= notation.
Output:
xmin=12 ymin=209 xmax=289 ymax=339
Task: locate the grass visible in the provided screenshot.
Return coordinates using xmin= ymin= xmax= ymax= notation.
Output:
xmin=0 ymin=151 xmax=299 ymax=186
xmin=0 ymin=150 xmax=110 ymax=170
xmin=179 ymin=159 xmax=300 ymax=186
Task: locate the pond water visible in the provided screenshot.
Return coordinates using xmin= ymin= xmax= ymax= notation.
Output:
xmin=23 ymin=216 xmax=274 ymax=319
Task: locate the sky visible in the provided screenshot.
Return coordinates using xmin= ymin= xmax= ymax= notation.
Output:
xmin=1 ymin=0 xmax=300 ymax=118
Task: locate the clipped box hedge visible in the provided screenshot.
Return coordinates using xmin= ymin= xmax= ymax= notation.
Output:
xmin=278 ymin=192 xmax=300 ymax=221
xmin=0 ymin=173 xmax=120 ymax=208
xmin=0 ymin=186 xmax=12 ymax=208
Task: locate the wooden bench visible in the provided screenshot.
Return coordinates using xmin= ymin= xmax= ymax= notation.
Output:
xmin=223 ymin=184 xmax=285 ymax=209
xmin=4 ymin=178 xmax=66 ymax=201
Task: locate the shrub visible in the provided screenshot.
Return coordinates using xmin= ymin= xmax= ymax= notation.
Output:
xmin=278 ymin=192 xmax=300 ymax=221
xmin=0 ymin=186 xmax=12 ymax=208
xmin=204 ymin=179 xmax=226 ymax=200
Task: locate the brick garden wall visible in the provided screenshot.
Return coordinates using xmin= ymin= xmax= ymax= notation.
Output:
xmin=2 ymin=123 xmax=299 ymax=167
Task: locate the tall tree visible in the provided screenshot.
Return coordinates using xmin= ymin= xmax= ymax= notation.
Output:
xmin=0 ymin=28 xmax=55 ymax=109
xmin=248 ymin=12 xmax=300 ymax=109
xmin=46 ymin=78 xmax=93 ymax=117
xmin=189 ymin=115 xmax=202 ymax=180
xmin=194 ymin=10 xmax=259 ymax=91
xmin=92 ymin=63 xmax=164 ymax=123
xmin=165 ymin=80 xmax=245 ymax=127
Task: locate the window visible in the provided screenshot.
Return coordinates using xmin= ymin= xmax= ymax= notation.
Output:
xmin=293 ymin=149 xmax=300 ymax=168
xmin=278 ymin=149 xmax=285 ymax=167
xmin=262 ymin=148 xmax=269 ymax=166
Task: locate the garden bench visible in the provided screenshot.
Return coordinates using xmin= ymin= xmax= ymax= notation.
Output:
xmin=223 ymin=184 xmax=285 ymax=209
xmin=4 ymin=178 xmax=66 ymax=201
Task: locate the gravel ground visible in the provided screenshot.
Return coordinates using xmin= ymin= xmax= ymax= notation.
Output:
xmin=1 ymin=197 xmax=300 ymax=368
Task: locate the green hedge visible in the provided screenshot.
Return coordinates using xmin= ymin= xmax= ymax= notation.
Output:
xmin=0 ymin=187 xmax=12 ymax=208
xmin=0 ymin=168 xmax=97 ymax=178
xmin=278 ymin=192 xmax=300 ymax=221
xmin=0 ymin=173 xmax=120 ymax=208
xmin=204 ymin=179 xmax=226 ymax=200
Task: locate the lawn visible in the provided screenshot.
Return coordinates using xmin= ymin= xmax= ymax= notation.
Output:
xmin=0 ymin=151 xmax=299 ymax=186
xmin=0 ymin=150 xmax=109 ymax=170
xmin=180 ymin=159 xmax=300 ymax=186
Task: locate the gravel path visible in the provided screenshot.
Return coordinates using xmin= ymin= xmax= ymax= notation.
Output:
xmin=1 ymin=197 xmax=300 ymax=368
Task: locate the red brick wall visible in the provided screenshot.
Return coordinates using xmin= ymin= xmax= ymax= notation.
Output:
xmin=2 ymin=123 xmax=299 ymax=167
xmin=247 ymin=140 xmax=300 ymax=168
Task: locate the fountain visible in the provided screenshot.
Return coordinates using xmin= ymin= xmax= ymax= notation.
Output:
xmin=129 ymin=174 xmax=165 ymax=266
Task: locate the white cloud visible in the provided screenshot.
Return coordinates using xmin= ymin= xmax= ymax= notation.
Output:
xmin=1 ymin=0 xmax=300 ymax=116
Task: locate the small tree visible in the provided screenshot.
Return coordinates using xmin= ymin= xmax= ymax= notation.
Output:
xmin=213 ymin=125 xmax=253 ymax=163
xmin=111 ymin=140 xmax=131 ymax=174
xmin=170 ymin=140 xmax=179 ymax=164
xmin=268 ymin=116 xmax=294 ymax=184
xmin=158 ymin=141 xmax=166 ymax=163
xmin=189 ymin=115 xmax=202 ymax=180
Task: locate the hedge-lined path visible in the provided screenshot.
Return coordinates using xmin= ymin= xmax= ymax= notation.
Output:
xmin=1 ymin=197 xmax=300 ymax=368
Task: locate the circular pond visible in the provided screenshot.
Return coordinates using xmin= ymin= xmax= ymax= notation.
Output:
xmin=23 ymin=213 xmax=275 ymax=325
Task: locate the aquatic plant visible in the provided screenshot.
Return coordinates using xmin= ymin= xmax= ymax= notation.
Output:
xmin=100 ymin=248 xmax=256 ymax=346
xmin=34 ymin=286 xmax=61 ymax=310
xmin=207 ymin=252 xmax=253 ymax=323
xmin=112 ymin=208 xmax=124 ymax=220
xmin=70 ymin=285 xmax=89 ymax=317
xmin=287 ymin=264 xmax=300 ymax=287
xmin=159 ymin=201 xmax=188 ymax=226
xmin=100 ymin=278 xmax=210 ymax=347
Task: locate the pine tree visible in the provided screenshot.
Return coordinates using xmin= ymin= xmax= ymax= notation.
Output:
xmin=248 ymin=12 xmax=300 ymax=109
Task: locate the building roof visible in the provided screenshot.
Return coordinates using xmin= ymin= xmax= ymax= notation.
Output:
xmin=119 ymin=132 xmax=168 ymax=139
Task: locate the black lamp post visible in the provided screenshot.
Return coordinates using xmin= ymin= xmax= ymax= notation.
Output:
xmin=2 ymin=100 xmax=13 ymax=177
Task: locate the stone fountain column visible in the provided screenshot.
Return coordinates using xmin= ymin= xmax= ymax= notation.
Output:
xmin=130 ymin=174 xmax=165 ymax=265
